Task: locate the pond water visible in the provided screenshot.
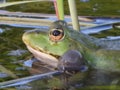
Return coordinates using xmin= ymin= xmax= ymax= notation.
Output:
xmin=0 ymin=25 xmax=32 ymax=79
xmin=0 ymin=0 xmax=120 ymax=89
xmin=0 ymin=16 xmax=120 ymax=90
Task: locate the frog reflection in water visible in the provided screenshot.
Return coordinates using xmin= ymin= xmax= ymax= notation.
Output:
xmin=22 ymin=20 xmax=120 ymax=86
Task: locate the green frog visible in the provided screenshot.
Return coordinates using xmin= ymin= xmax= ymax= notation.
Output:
xmin=22 ymin=20 xmax=120 ymax=87
xmin=22 ymin=20 xmax=120 ymax=73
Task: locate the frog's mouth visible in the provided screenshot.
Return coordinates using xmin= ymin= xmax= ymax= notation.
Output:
xmin=27 ymin=46 xmax=59 ymax=68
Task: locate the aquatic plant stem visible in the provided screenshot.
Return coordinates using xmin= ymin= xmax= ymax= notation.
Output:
xmin=56 ymin=0 xmax=64 ymax=20
xmin=53 ymin=0 xmax=59 ymax=19
xmin=0 ymin=71 xmax=62 ymax=88
xmin=68 ymin=0 xmax=80 ymax=31
xmin=0 ymin=65 xmax=18 ymax=79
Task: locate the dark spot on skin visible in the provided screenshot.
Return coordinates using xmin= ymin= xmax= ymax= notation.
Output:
xmin=69 ymin=44 xmax=72 ymax=48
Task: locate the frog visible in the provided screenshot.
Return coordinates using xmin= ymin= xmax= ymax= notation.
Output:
xmin=22 ymin=20 xmax=120 ymax=87
xmin=22 ymin=20 xmax=89 ymax=69
xmin=22 ymin=20 xmax=120 ymax=72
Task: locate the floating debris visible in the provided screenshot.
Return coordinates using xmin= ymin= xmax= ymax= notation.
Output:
xmin=112 ymin=23 xmax=120 ymax=29
xmin=0 ymin=71 xmax=61 ymax=88
xmin=7 ymin=49 xmax=27 ymax=56
xmin=80 ymin=0 xmax=89 ymax=2
xmin=24 ymin=58 xmax=37 ymax=67
xmin=0 ymin=73 xmax=9 ymax=78
xmin=0 ymin=28 xmax=3 ymax=33
xmin=15 ymin=67 xmax=26 ymax=71
xmin=106 ymin=36 xmax=120 ymax=40
xmin=11 ymin=60 xmax=24 ymax=64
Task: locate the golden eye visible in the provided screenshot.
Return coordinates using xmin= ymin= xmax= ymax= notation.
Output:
xmin=49 ymin=29 xmax=64 ymax=42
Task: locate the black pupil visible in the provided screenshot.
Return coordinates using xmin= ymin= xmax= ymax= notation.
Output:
xmin=52 ymin=30 xmax=61 ymax=36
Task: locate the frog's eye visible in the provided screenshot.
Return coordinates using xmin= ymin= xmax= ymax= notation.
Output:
xmin=49 ymin=28 xmax=64 ymax=42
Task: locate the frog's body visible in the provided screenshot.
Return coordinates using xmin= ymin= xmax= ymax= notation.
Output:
xmin=22 ymin=20 xmax=120 ymax=73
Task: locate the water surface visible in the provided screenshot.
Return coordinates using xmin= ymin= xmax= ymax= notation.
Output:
xmin=0 ymin=19 xmax=120 ymax=89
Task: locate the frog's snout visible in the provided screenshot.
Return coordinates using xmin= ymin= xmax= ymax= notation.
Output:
xmin=57 ymin=50 xmax=88 ymax=73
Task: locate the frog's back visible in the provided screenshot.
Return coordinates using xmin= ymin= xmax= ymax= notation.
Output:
xmin=70 ymin=29 xmax=120 ymax=50
xmin=95 ymin=39 xmax=120 ymax=50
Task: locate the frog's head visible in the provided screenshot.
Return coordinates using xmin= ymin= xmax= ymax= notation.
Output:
xmin=22 ymin=20 xmax=75 ymax=67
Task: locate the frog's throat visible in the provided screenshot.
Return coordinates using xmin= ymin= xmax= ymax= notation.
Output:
xmin=27 ymin=46 xmax=58 ymax=68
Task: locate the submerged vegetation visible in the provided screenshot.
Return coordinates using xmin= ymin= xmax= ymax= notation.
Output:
xmin=0 ymin=25 xmax=32 ymax=82
xmin=2 ymin=0 xmax=120 ymax=17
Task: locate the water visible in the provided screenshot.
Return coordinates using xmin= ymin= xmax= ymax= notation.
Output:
xmin=0 ymin=10 xmax=120 ymax=90
xmin=0 ymin=0 xmax=120 ymax=89
xmin=0 ymin=25 xmax=32 ymax=83
xmin=0 ymin=17 xmax=120 ymax=89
